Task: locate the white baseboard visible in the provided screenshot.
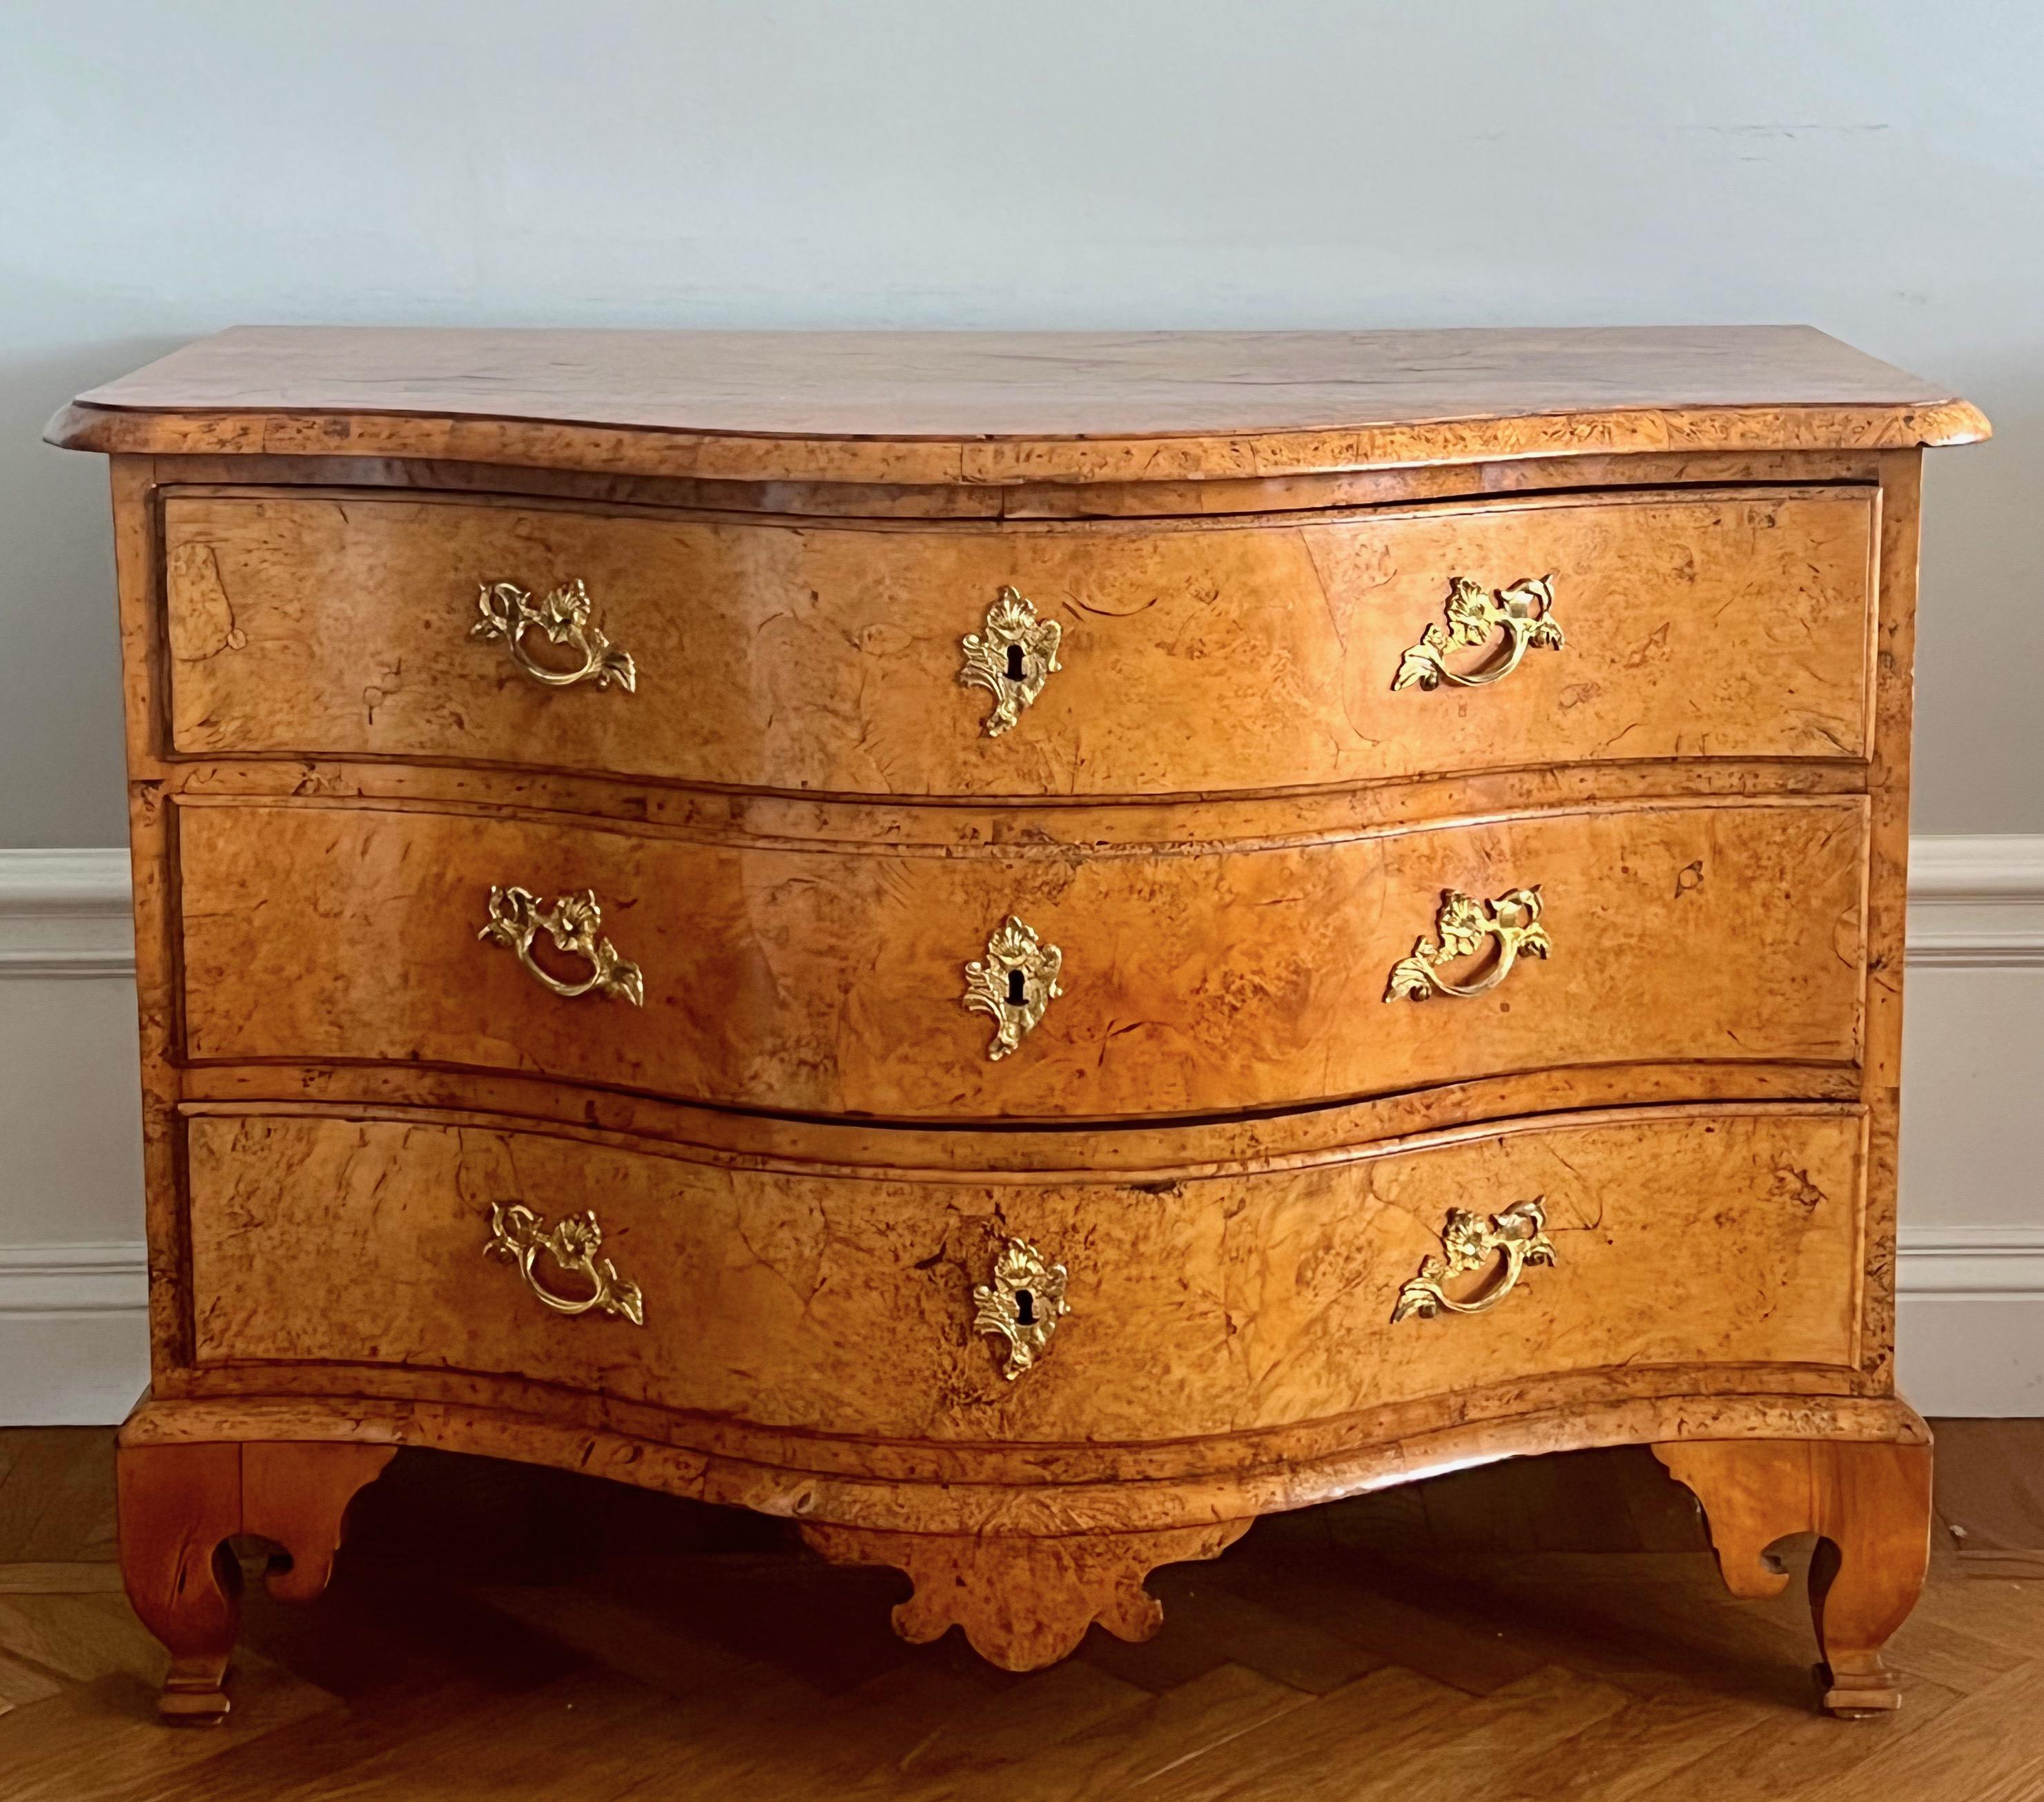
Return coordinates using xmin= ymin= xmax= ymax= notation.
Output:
xmin=0 ymin=1239 xmax=148 ymax=1315
xmin=0 ymin=846 xmax=135 ymax=977
xmin=1895 ymin=1224 xmax=2044 ymax=1296
xmin=1 ymin=850 xmax=150 ymax=1423
xmin=1897 ymin=1227 xmax=2044 ymax=1416
xmin=0 ymin=1242 xmax=149 ymax=1425
xmin=0 ymin=838 xmax=2041 ymax=1424
xmin=1907 ymin=834 xmax=2044 ymax=967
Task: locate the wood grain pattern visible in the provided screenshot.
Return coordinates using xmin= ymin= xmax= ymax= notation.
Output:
xmin=48 ymin=325 xmax=1989 ymax=486
xmin=54 ymin=329 xmax=1983 ymax=1708
xmin=1855 ymin=451 xmax=1921 ymax=1401
xmin=173 ymin=795 xmax=1868 ymax=1119
xmin=103 ymin=442 xmax=1911 ymax=520
xmin=1655 ymin=1439 xmax=1933 ymax=1718
xmin=800 ymin=1520 xmax=1254 ymax=1671
xmin=165 ymin=745 xmax=1878 ymax=851
xmin=160 ymin=487 xmax=1878 ymax=796
xmin=182 ymin=1106 xmax=1866 ymax=1444
xmin=119 ymin=1389 xmax=1929 ymax=1541
xmin=115 ymin=1439 xmax=394 ymax=1721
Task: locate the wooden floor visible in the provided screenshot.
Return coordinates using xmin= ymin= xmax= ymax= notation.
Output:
xmin=2 ymin=1424 xmax=2043 ymax=1801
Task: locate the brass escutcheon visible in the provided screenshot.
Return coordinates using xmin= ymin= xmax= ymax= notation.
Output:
xmin=472 ymin=577 xmax=637 ymax=692
xmin=973 ymin=1237 xmax=1069 ymax=1380
xmin=963 ymin=916 xmax=1064 ymax=1059
xmin=959 ymin=587 xmax=1062 ymax=736
xmin=1393 ymin=574 xmax=1563 ymax=692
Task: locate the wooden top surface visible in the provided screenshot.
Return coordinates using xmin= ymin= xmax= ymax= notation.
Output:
xmin=50 ymin=324 xmax=1986 ymax=486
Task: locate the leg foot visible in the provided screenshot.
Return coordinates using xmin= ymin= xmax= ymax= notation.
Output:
xmin=117 ymin=1439 xmax=396 ymax=1722
xmin=117 ymin=1442 xmax=242 ymax=1723
xmin=1654 ymin=1437 xmax=1931 ymax=1717
xmin=801 ymin=1519 xmax=1252 ymax=1671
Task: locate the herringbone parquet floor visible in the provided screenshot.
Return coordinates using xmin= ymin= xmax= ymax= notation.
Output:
xmin=1 ymin=1423 xmax=2041 ymax=1801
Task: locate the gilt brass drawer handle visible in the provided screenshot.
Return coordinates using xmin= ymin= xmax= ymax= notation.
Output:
xmin=473 ymin=578 xmax=637 ymax=692
xmin=480 ymin=885 xmax=645 ymax=1006
xmin=1393 ymin=574 xmax=1562 ymax=692
xmin=960 ymin=587 xmax=1062 ymax=736
xmin=973 ymin=1237 xmax=1069 ymax=1380
xmin=963 ymin=916 xmax=1063 ymax=1060
xmin=1385 ymin=886 xmax=1548 ymax=1002
xmin=1393 ymin=1198 xmax=1555 ymax=1323
xmin=485 ymin=1202 xmax=645 ymax=1326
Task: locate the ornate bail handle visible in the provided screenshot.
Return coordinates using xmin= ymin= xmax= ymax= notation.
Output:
xmin=479 ymin=885 xmax=645 ymax=1006
xmin=960 ymin=587 xmax=1062 ymax=736
xmin=1384 ymin=886 xmax=1549 ymax=1002
xmin=973 ymin=1237 xmax=1069 ymax=1380
xmin=472 ymin=578 xmax=637 ymax=692
xmin=1393 ymin=574 xmax=1563 ymax=692
xmin=963 ymin=915 xmax=1064 ymax=1060
xmin=485 ymin=1202 xmax=645 ymax=1326
xmin=1393 ymin=1198 xmax=1555 ymax=1322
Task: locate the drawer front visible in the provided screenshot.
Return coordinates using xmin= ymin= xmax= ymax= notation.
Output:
xmin=186 ymin=1106 xmax=1866 ymax=1442
xmin=177 ymin=796 xmax=1867 ymax=1119
xmin=162 ymin=487 xmax=1876 ymax=796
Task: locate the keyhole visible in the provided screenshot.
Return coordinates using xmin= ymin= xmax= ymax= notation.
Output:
xmin=1006 ymin=968 xmax=1027 ymax=1006
xmin=1005 ymin=643 xmax=1026 ymax=682
xmin=1015 ymin=1289 xmax=1036 ymax=1326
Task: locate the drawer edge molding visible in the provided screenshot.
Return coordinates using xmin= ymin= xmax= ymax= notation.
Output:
xmin=117 ymin=1389 xmax=1928 ymax=1538
xmin=174 ymin=1061 xmax=1870 ymax=1175
xmin=171 ymin=1097 xmax=1867 ymax=1187
xmin=164 ymin=784 xmax=1871 ymax=861
xmin=55 ymin=395 xmax=1992 ymax=484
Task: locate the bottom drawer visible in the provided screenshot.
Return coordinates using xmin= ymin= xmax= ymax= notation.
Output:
xmin=184 ymin=1104 xmax=1865 ymax=1443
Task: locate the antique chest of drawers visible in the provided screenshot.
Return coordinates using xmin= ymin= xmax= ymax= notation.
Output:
xmin=50 ymin=326 xmax=1985 ymax=1720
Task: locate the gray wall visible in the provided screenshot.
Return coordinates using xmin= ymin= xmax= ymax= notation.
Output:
xmin=6 ymin=0 xmax=2036 ymax=845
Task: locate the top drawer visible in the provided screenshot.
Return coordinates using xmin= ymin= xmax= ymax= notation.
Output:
xmin=160 ymin=486 xmax=1876 ymax=798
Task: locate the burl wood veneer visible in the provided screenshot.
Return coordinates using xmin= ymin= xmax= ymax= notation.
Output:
xmin=51 ymin=326 xmax=1984 ymax=1719
xmin=160 ymin=486 xmax=1878 ymax=794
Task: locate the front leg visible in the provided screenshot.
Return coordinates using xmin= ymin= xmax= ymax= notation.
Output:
xmin=1654 ymin=1436 xmax=1932 ymax=1716
xmin=117 ymin=1439 xmax=396 ymax=1722
xmin=117 ymin=1442 xmax=244 ymax=1721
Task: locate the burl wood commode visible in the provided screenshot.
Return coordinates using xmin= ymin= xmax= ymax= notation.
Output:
xmin=50 ymin=326 xmax=1985 ymax=1720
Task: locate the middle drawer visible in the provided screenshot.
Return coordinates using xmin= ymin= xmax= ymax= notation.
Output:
xmin=177 ymin=796 xmax=1867 ymax=1119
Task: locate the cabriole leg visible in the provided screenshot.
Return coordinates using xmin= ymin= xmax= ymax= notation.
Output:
xmin=117 ymin=1438 xmax=396 ymax=1723
xmin=1654 ymin=1436 xmax=1932 ymax=1717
